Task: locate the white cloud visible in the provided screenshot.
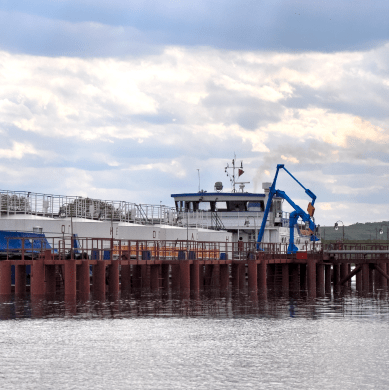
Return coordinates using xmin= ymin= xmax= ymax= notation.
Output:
xmin=125 ymin=160 xmax=187 ymax=178
xmin=281 ymin=155 xmax=299 ymax=164
xmin=1 ymin=45 xmax=388 ymax=147
xmin=263 ymin=108 xmax=389 ymax=148
xmin=0 ymin=141 xmax=54 ymax=159
xmin=0 ymin=43 xmax=388 ymax=224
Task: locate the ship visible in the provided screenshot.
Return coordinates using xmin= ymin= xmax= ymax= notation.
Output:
xmin=171 ymin=157 xmax=320 ymax=253
xmin=0 ymin=187 xmax=232 ymax=250
xmin=0 ymin=158 xmax=320 ymax=254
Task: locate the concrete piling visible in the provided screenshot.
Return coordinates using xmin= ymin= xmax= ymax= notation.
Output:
xmin=258 ymin=260 xmax=267 ymax=298
xmin=0 ymin=261 xmax=11 ymax=295
xmin=307 ymin=260 xmax=316 ymax=298
xmin=171 ymin=264 xmax=181 ymax=290
xmin=333 ymin=264 xmax=340 ymax=287
xmin=325 ymin=264 xmax=331 ymax=295
xmin=79 ymin=261 xmax=90 ymax=296
xmin=290 ymin=264 xmax=299 ymax=292
xmin=220 ymin=264 xmax=229 ymax=291
xmin=180 ymin=261 xmax=190 ymax=298
xmin=109 ymin=260 xmax=120 ymax=295
xmin=231 ymin=264 xmax=240 ymax=290
xmin=238 ymin=263 xmax=246 ymax=290
xmin=132 ymin=265 xmax=142 ymax=290
xmin=382 ymin=263 xmax=388 ymax=289
xmin=150 ymin=265 xmax=160 ymax=291
xmin=247 ymin=260 xmax=257 ymax=292
xmin=340 ymin=263 xmax=348 ymax=285
xmin=15 ymin=265 xmax=26 ymax=296
xmin=31 ymin=258 xmax=45 ymax=296
xmin=362 ymin=263 xmax=369 ymax=292
xmin=190 ymin=260 xmax=200 ymax=293
xmin=282 ymin=264 xmax=289 ymax=293
xmin=300 ymin=264 xmax=307 ymax=291
xmin=45 ymin=265 xmax=56 ymax=295
xmin=356 ymin=266 xmax=362 ymax=291
xmin=93 ymin=261 xmax=106 ymax=296
xmin=161 ymin=264 xmax=170 ymax=290
xmin=64 ymin=260 xmax=77 ymax=297
xmin=316 ymin=263 xmax=325 ymax=296
xmin=120 ymin=264 xmax=131 ymax=293
xmin=212 ymin=264 xmax=220 ymax=288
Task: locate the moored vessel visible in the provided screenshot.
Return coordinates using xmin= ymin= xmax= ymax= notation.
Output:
xmin=171 ymin=157 xmax=320 ymax=253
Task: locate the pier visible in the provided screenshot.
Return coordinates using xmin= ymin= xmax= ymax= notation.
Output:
xmin=1 ymin=237 xmax=389 ymax=298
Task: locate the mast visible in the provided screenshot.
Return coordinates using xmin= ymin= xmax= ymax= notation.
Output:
xmin=225 ymin=153 xmax=249 ymax=192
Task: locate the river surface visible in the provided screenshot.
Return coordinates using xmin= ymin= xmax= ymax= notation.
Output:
xmin=1 ymin=288 xmax=389 ymax=389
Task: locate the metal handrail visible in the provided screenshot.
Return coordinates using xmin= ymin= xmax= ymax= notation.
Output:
xmin=0 ymin=189 xmax=177 ymax=225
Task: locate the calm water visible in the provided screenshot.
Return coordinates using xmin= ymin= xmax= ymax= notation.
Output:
xmin=1 ymin=289 xmax=389 ymax=389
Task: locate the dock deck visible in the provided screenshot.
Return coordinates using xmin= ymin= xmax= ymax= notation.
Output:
xmin=1 ymin=237 xmax=389 ymax=298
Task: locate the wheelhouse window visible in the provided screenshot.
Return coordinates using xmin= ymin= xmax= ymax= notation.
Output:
xmin=227 ymin=201 xmax=247 ymax=211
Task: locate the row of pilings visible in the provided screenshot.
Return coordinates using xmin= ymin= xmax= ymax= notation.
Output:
xmin=2 ymin=249 xmax=389 ymax=299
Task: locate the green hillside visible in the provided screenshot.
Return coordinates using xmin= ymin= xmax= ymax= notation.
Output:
xmin=319 ymin=221 xmax=389 ymax=242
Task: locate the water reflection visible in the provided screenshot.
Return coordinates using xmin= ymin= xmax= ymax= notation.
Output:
xmin=2 ymin=288 xmax=389 ymax=321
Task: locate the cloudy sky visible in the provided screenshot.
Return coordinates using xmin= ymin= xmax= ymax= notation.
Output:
xmin=0 ymin=0 xmax=388 ymax=226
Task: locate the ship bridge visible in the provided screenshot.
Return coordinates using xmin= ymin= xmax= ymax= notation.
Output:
xmin=171 ymin=192 xmax=290 ymax=235
xmin=171 ymin=192 xmax=266 ymax=212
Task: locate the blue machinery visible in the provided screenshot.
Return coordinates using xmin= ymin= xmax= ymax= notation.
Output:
xmin=256 ymin=164 xmax=319 ymax=254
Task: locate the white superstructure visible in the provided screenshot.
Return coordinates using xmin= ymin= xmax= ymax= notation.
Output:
xmin=0 ymin=190 xmax=232 ymax=244
xmin=171 ymin=159 xmax=321 ymax=252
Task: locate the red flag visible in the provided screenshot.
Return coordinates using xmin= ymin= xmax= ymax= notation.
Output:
xmin=238 ymin=169 xmax=244 ymax=177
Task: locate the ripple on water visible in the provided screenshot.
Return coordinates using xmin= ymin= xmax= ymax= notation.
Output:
xmin=1 ymin=290 xmax=389 ymax=389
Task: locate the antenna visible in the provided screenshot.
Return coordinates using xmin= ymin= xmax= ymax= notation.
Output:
xmin=225 ymin=153 xmax=249 ymax=192
xmin=225 ymin=153 xmax=237 ymax=192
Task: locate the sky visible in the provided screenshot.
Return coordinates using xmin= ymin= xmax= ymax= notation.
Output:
xmin=0 ymin=0 xmax=388 ymax=226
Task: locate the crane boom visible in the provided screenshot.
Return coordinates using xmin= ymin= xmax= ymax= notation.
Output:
xmin=256 ymin=164 xmax=318 ymax=253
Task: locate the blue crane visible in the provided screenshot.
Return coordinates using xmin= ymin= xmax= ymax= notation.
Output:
xmin=256 ymin=164 xmax=319 ymax=254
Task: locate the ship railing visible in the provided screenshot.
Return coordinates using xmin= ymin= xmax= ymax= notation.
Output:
xmin=177 ymin=210 xmax=265 ymax=230
xmin=0 ymin=189 xmax=177 ymax=225
xmin=133 ymin=204 xmax=177 ymax=225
